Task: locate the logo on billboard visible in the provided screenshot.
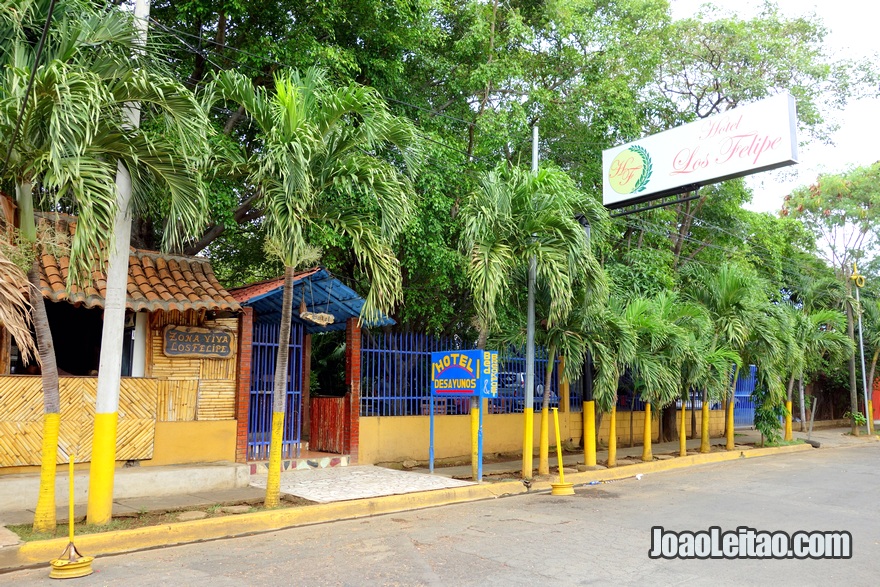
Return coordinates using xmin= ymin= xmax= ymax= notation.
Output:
xmin=608 ymin=145 xmax=653 ymax=194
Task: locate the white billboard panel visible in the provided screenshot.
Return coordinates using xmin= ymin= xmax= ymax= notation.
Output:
xmin=602 ymin=94 xmax=798 ymax=209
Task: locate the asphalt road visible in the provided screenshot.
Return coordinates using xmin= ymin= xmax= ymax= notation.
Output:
xmin=4 ymin=444 xmax=878 ymax=586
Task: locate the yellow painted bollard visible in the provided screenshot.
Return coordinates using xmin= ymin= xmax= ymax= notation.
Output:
xmin=642 ymin=402 xmax=652 ymax=462
xmin=550 ymin=408 xmax=574 ymax=496
xmin=784 ymin=400 xmax=793 ymax=441
xmin=49 ymin=455 xmax=93 ymax=579
xmin=584 ymin=400 xmax=596 ymax=467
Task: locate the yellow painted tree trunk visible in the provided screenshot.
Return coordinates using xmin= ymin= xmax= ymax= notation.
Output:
xmin=679 ymin=403 xmax=687 ymax=457
xmin=700 ymin=396 xmax=710 ymax=453
xmin=607 ymin=405 xmax=617 ymax=467
xmin=642 ymin=402 xmax=652 ymax=462
xmin=265 ymin=266 xmax=296 ymax=508
xmin=584 ymin=400 xmax=596 ymax=467
xmin=784 ymin=400 xmax=793 ymax=441
xmin=726 ymin=400 xmax=735 ymax=450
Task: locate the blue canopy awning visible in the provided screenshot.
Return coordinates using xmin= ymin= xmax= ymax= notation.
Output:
xmin=230 ymin=268 xmax=395 ymax=333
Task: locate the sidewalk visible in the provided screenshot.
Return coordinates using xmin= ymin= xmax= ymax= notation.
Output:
xmin=0 ymin=426 xmax=874 ymax=570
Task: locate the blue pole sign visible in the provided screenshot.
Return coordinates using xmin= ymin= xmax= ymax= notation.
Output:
xmin=429 ymin=350 xmax=498 ymax=474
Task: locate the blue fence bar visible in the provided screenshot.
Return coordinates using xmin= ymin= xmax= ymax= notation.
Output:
xmin=360 ymin=331 xmax=561 ymax=417
xmin=248 ymin=321 xmax=304 ymax=460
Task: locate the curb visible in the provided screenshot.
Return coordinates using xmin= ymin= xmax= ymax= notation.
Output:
xmin=0 ymin=443 xmax=812 ymax=573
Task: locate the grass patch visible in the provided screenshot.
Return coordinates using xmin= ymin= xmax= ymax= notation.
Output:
xmin=765 ymin=438 xmax=805 ymax=447
xmin=7 ymin=497 xmax=315 ymax=543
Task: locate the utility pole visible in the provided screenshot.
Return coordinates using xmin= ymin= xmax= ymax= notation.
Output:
xmin=87 ymin=0 xmax=150 ymax=525
xmin=522 ymin=125 xmax=538 ymax=479
xmin=851 ymin=263 xmax=872 ymax=434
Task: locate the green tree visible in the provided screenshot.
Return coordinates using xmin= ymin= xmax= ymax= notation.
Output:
xmin=459 ymin=162 xmax=607 ymax=476
xmin=784 ymin=162 xmax=880 ymax=434
xmin=0 ymin=0 xmax=210 ymax=531
xmin=208 ymin=67 xmax=419 ymax=506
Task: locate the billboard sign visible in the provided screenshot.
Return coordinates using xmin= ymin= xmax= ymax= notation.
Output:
xmin=602 ymin=94 xmax=798 ymax=209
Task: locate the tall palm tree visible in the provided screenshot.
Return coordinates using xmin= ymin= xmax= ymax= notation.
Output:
xmin=781 ymin=303 xmax=852 ymax=436
xmin=209 ymin=67 xmax=419 ymax=507
xmin=0 ymin=0 xmax=211 ymax=531
xmin=685 ymin=263 xmax=766 ymax=451
xmin=587 ymin=298 xmax=636 ymax=467
xmin=459 ymin=163 xmax=607 ymax=476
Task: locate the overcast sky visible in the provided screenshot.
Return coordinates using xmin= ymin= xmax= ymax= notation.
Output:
xmin=670 ymin=0 xmax=880 ymax=213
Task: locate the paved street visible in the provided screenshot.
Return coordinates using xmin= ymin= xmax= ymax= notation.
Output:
xmin=4 ymin=444 xmax=879 ymax=586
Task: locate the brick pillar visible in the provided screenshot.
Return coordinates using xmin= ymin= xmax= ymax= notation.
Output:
xmin=302 ymin=333 xmax=312 ymax=442
xmin=344 ymin=318 xmax=361 ymax=463
xmin=234 ymin=307 xmax=254 ymax=463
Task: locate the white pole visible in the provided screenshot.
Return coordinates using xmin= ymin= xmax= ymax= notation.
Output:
xmin=88 ymin=0 xmax=150 ymax=525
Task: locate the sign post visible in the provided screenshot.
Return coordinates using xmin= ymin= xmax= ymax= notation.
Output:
xmin=430 ymin=350 xmax=498 ymax=480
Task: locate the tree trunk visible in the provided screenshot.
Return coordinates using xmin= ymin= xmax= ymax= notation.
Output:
xmin=629 ymin=395 xmax=635 ymax=447
xmin=661 ymin=405 xmax=677 ymax=442
xmin=642 ymin=401 xmax=652 ymax=461
xmin=726 ymin=366 xmax=739 ymax=450
xmin=700 ymin=389 xmax=710 ymax=453
xmin=607 ymin=405 xmax=617 ymax=467
xmin=690 ymin=388 xmax=696 ymax=438
xmin=846 ymin=299 xmax=860 ymax=435
xmin=798 ymin=376 xmax=807 ymax=433
xmin=28 ymin=263 xmax=62 ymax=533
xmin=265 ymin=265 xmax=295 ymax=508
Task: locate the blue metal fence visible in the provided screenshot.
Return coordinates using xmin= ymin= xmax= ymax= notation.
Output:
xmin=248 ymin=321 xmax=304 ymax=460
xmin=733 ymin=365 xmax=757 ymax=428
xmin=359 ymin=331 xmax=564 ymax=417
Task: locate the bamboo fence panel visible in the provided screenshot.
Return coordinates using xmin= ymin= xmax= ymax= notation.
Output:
xmin=0 ymin=376 xmax=157 ymax=466
xmin=156 ymin=380 xmax=198 ymax=421
xmin=196 ymin=380 xmax=236 ymax=420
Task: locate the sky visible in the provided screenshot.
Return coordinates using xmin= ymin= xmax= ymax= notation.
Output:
xmin=670 ymin=0 xmax=880 ymax=213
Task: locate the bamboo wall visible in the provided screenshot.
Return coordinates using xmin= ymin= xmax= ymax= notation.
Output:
xmin=147 ymin=310 xmax=238 ymax=422
xmin=0 ymin=376 xmax=157 ymax=466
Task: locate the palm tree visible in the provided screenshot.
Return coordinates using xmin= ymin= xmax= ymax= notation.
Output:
xmin=781 ymin=304 xmax=852 ymax=436
xmin=0 ymin=238 xmax=37 ymax=366
xmin=459 ymin=163 xmax=607 ymax=476
xmin=587 ymin=298 xmax=636 ymax=467
xmin=209 ymin=67 xmax=419 ymax=507
xmin=0 ymin=0 xmax=211 ymax=530
xmin=685 ymin=263 xmax=766 ymax=451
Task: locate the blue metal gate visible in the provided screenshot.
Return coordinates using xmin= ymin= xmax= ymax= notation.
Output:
xmin=248 ymin=321 xmax=304 ymax=460
xmin=733 ymin=365 xmax=757 ymax=428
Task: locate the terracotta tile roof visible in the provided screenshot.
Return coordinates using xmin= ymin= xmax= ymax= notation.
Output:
xmin=35 ymin=215 xmax=240 ymax=313
xmin=228 ymin=268 xmax=321 ymax=303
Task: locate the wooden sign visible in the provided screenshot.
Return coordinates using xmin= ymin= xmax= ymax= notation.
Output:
xmin=163 ymin=325 xmax=233 ymax=359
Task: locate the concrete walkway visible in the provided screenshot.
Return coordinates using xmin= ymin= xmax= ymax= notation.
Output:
xmin=249 ymin=466 xmax=474 ymax=503
xmin=416 ymin=425 xmax=879 ymax=479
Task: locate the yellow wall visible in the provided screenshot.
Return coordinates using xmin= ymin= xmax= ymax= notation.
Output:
xmin=140 ymin=420 xmax=237 ymax=466
xmin=358 ymin=407 xmax=726 ymax=464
